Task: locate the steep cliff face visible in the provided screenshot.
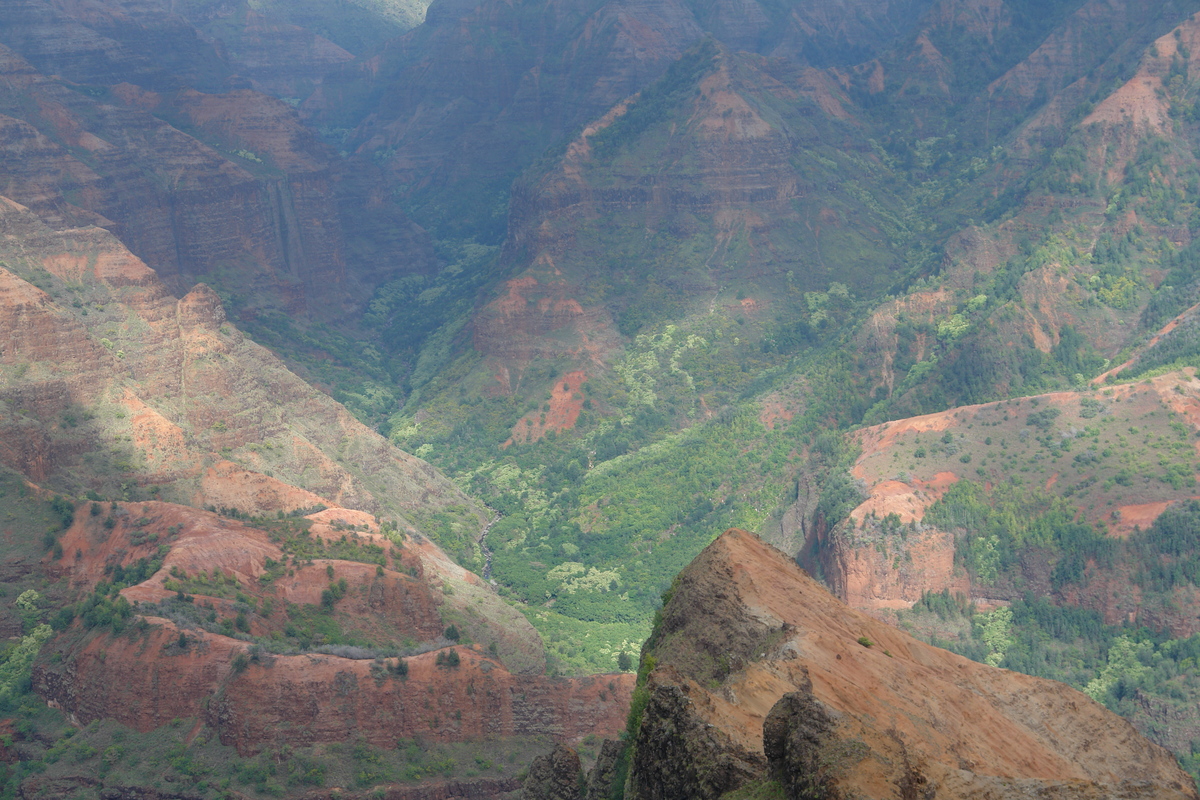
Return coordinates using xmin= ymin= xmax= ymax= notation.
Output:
xmin=0 ymin=11 xmax=432 ymax=317
xmin=34 ymin=616 xmax=631 ymax=755
xmin=0 ymin=197 xmax=479 ymax=538
xmin=307 ymin=0 xmax=939 ymax=247
xmin=0 ymin=0 xmax=231 ymax=91
xmin=465 ymin=39 xmax=904 ymax=394
xmin=625 ymin=529 xmax=1198 ymax=800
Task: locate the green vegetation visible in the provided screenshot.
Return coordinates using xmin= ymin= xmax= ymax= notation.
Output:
xmin=522 ymin=608 xmax=645 ymax=675
xmin=220 ymin=0 xmax=1173 ymax=686
xmin=895 ymin=491 xmax=1200 ymax=780
xmin=355 ymin=3 xmax=1200 ymax=683
xmin=865 ymin=386 xmax=1200 ymax=525
xmin=263 ymin=517 xmax=390 ymax=568
xmin=924 ymin=481 xmax=1200 ymax=606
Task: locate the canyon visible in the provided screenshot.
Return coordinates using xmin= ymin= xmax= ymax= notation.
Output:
xmin=9 ymin=0 xmax=1200 ymax=797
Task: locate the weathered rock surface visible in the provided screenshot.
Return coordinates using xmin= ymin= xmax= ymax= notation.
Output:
xmin=625 ymin=529 xmax=1198 ymax=800
xmin=459 ymin=38 xmax=905 ymax=403
xmin=34 ymin=616 xmax=632 ymax=756
xmin=32 ymin=498 xmax=633 ymax=753
xmin=0 ymin=0 xmax=229 ymax=91
xmin=583 ymin=739 xmax=622 ymax=800
xmin=520 ymin=744 xmax=582 ymax=800
xmin=44 ymin=494 xmax=546 ymax=675
xmin=326 ymin=0 xmax=936 ymax=187
xmin=761 ymin=688 xmax=834 ymax=800
xmin=0 ymin=198 xmax=470 ymax=534
xmin=0 ymin=18 xmax=430 ymax=317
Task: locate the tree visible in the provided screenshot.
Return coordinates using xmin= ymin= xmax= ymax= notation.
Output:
xmin=617 ymin=651 xmax=632 ymax=671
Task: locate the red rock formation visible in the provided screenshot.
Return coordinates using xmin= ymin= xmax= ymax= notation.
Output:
xmin=323 ymin=0 xmax=931 ymax=203
xmin=467 ymin=42 xmax=885 ymax=397
xmin=505 ymin=370 xmax=589 ymax=444
xmin=0 ymin=198 xmax=479 ymax=532
xmin=628 ymin=529 xmax=1198 ymax=799
xmin=811 ymin=371 xmax=1200 ymax=619
xmin=35 ymin=616 xmax=633 ymax=756
xmin=472 ymin=270 xmax=621 ymax=389
xmin=45 ymin=497 xmax=544 ymax=673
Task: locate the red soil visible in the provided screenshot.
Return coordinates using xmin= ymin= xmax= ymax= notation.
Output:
xmin=506 ymin=371 xmax=588 ymax=445
xmin=35 ymin=620 xmax=633 ymax=756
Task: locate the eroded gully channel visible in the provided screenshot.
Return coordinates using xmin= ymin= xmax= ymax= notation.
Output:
xmin=478 ymin=509 xmax=500 ymax=581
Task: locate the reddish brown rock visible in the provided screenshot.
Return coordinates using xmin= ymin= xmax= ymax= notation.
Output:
xmin=810 ymin=371 xmax=1200 ymax=628
xmin=628 ymin=529 xmax=1198 ymax=800
xmin=45 ymin=498 xmax=542 ymax=673
xmin=0 ymin=199 xmax=483 ymax=536
xmin=34 ymin=619 xmax=633 ymax=756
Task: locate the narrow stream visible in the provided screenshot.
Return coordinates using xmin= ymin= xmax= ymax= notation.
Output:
xmin=478 ymin=508 xmax=500 ymax=581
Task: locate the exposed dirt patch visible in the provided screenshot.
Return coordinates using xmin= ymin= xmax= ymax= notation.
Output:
xmin=758 ymin=380 xmax=807 ymax=430
xmin=1094 ymin=303 xmax=1200 ymax=384
xmin=197 ymin=460 xmax=330 ymax=516
xmin=506 ymin=370 xmax=588 ymax=445
xmin=1114 ymin=501 xmax=1178 ymax=537
xmin=0 ymin=201 xmax=488 ymax=540
xmin=473 ymin=268 xmax=620 ymax=385
xmin=1083 ymin=74 xmax=1168 ymax=133
xmin=48 ymin=495 xmax=548 ymax=677
xmin=697 ymin=66 xmax=774 ymax=139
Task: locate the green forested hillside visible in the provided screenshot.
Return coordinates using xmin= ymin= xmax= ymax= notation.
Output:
xmin=220 ymin=0 xmax=1200 ymax=684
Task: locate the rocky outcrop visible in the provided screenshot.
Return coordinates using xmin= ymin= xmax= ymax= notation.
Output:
xmin=627 ymin=669 xmax=766 ymax=800
xmin=761 ymin=688 xmax=835 ymax=800
xmin=624 ymin=529 xmax=1198 ymax=800
xmin=521 ymin=744 xmax=582 ymax=800
xmin=34 ymin=617 xmax=633 ymax=756
xmin=583 ymin=740 xmax=622 ymax=800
